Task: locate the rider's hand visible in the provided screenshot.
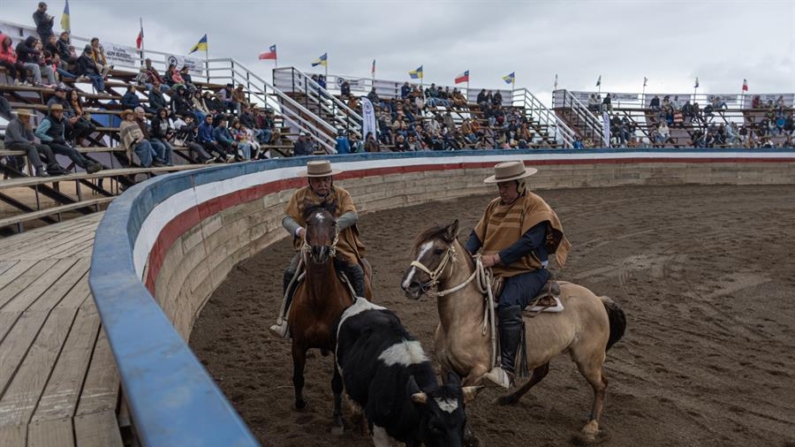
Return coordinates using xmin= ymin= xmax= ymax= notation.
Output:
xmin=295 ymin=227 xmax=305 ymax=238
xmin=481 ymin=254 xmax=500 ymax=268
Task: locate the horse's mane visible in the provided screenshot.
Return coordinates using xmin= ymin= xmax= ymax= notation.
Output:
xmin=411 ymin=224 xmax=453 ymax=252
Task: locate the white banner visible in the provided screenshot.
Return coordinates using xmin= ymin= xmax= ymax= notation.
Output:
xmin=104 ymin=43 xmax=138 ymax=68
xmin=361 ymin=98 xmax=377 ymax=141
xmin=164 ymin=54 xmax=204 ymax=76
xmin=336 ymin=77 xmax=366 ymax=92
xmin=602 ymin=111 xmax=611 ymax=147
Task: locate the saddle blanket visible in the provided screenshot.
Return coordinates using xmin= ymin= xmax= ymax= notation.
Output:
xmin=524 ymin=296 xmax=564 ymax=313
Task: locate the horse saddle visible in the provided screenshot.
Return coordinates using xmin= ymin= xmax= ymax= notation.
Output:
xmin=491 ymin=277 xmax=564 ymax=314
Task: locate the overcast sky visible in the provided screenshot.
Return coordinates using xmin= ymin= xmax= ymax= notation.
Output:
xmin=3 ymin=0 xmax=794 ymax=106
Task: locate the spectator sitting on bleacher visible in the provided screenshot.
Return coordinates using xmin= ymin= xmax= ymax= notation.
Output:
xmin=213 ymin=115 xmax=243 ymax=161
xmin=51 ymin=53 xmax=76 ymax=82
xmin=76 ymin=45 xmax=104 ymax=92
xmin=400 ymin=82 xmax=411 ymax=99
xmin=367 ymin=88 xmax=380 ymax=107
xmin=682 ymin=100 xmax=695 ymax=123
xmin=170 ymin=86 xmax=195 ymax=121
xmin=149 ymin=80 xmax=168 ymax=110
xmin=335 ymin=129 xmax=351 ymax=154
xmin=572 ymin=136 xmax=584 ymax=149
xmin=122 ymin=85 xmax=151 ymax=114
xmin=217 ymin=84 xmax=235 ymax=114
xmin=232 ymin=85 xmax=248 ymax=115
xmin=179 ymin=66 xmax=194 ymax=87
xmin=202 ymin=91 xmax=221 ymax=114
xmin=256 ymin=109 xmax=277 ymax=144
xmin=0 ymin=33 xmax=25 ymax=85
xmin=56 ymin=32 xmax=75 ymax=67
xmin=89 ymin=38 xmax=111 ymax=79
xmin=144 ymin=58 xmax=164 ymax=84
xmin=0 ymin=96 xmax=11 ymax=120
xmin=238 ymin=105 xmax=258 ymax=135
xmin=134 ymin=107 xmax=171 ymax=165
xmin=35 ymin=104 xmax=102 ymax=173
xmin=649 ymin=95 xmax=660 ymax=111
xmin=149 ymin=108 xmax=177 ymax=164
xmin=33 ymin=2 xmax=55 ymax=46
xmin=364 ymin=132 xmax=380 ymax=152
xmin=671 ymin=95 xmax=681 ymax=111
xmin=588 ymin=94 xmax=600 ymax=112
xmin=164 ymin=64 xmax=183 ymax=88
xmin=68 ymin=89 xmax=96 ymax=145
xmin=44 ymin=35 xmax=59 ymax=59
xmin=16 ymin=36 xmax=56 ymax=87
xmin=46 ymin=87 xmax=88 ymax=144
xmin=229 ymin=119 xmax=255 ymax=160
xmin=191 ymin=90 xmax=209 ymax=122
xmin=4 ymin=109 xmax=66 ymax=176
xmin=492 ymin=91 xmax=503 ymax=107
xmin=173 ymin=114 xmax=213 ymax=163
xmin=197 ymin=114 xmax=231 ymax=161
xmin=339 ymin=79 xmax=350 ymax=98
xmin=710 ymin=96 xmax=727 ymax=110
xmin=656 ymin=121 xmax=674 ymax=147
xmin=119 ymin=109 xmax=165 ymax=167
xmin=293 ymin=132 xmax=314 ymax=156
xmin=476 ymin=89 xmax=487 ymax=107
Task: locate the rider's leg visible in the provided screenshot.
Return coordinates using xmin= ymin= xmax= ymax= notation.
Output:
xmin=484 ymin=268 xmax=550 ymax=388
xmin=270 ymin=254 xmax=300 ymax=338
xmin=336 ymin=258 xmax=365 ymax=297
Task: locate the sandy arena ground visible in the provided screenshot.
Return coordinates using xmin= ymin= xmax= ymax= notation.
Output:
xmin=190 ymin=184 xmax=795 ymax=447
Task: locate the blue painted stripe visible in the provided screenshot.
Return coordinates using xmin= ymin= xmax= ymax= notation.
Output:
xmin=89 ymin=148 xmax=794 ymax=447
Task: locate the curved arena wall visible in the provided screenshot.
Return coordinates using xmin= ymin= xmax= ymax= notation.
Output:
xmin=89 ymin=149 xmax=795 ymax=446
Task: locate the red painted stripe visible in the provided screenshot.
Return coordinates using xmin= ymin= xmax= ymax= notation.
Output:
xmin=143 ymin=158 xmax=795 ymax=290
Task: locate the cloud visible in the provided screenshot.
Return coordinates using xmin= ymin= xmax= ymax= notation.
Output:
xmin=1 ymin=0 xmax=792 ymax=101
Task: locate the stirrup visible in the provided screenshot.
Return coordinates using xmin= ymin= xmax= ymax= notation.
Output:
xmin=483 ymin=367 xmax=514 ymax=389
xmin=268 ymin=321 xmax=289 ymax=339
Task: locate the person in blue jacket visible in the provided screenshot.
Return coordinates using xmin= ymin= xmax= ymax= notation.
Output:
xmin=335 ymin=129 xmax=351 ymax=154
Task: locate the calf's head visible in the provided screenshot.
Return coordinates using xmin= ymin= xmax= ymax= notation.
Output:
xmin=408 ymin=372 xmax=483 ymax=447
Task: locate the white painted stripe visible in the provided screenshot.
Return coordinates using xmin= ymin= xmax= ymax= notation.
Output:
xmin=132 ymin=153 xmax=794 ymax=278
xmin=378 ymin=340 xmax=428 ymax=367
xmin=435 ymin=397 xmax=459 ymax=413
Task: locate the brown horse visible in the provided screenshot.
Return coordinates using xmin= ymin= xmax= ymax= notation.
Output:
xmin=400 ymin=220 xmax=626 ymax=443
xmin=288 ymin=204 xmax=372 ymax=432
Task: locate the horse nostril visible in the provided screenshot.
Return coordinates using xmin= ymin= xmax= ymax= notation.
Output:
xmin=409 ymin=280 xmax=422 ymax=291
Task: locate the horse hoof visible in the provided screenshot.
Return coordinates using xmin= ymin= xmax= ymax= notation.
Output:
xmin=492 ymin=394 xmax=518 ymax=406
xmin=571 ymin=422 xmax=608 ymax=446
xmin=294 ymin=401 xmax=309 ymax=412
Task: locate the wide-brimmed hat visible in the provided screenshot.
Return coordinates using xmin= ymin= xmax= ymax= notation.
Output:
xmin=14 ymin=109 xmax=33 ymax=118
xmin=298 ymin=160 xmax=342 ymax=178
xmin=120 ymin=109 xmax=135 ymax=118
xmin=49 ymin=104 xmax=64 ymax=112
xmin=483 ymin=161 xmax=538 ymax=184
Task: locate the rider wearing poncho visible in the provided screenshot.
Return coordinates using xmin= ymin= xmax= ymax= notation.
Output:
xmin=465 ymin=161 xmax=570 ymax=388
xmin=269 ymin=160 xmax=367 ymax=338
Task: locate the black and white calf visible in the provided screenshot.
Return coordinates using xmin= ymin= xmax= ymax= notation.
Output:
xmin=335 ymin=298 xmax=482 ymax=447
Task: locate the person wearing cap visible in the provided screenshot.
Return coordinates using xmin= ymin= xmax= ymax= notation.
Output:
xmin=217 ymin=84 xmax=236 ymax=114
xmin=4 ymin=109 xmax=66 ymax=177
xmin=293 ymin=132 xmax=314 ymax=156
xmin=35 ymin=104 xmax=103 ymax=174
xmin=75 ymin=45 xmax=104 ymax=92
xmin=47 ymin=87 xmax=89 ymax=144
xmin=465 ymin=161 xmax=570 ymax=389
xmin=56 ymin=31 xmax=76 ymax=66
xmin=269 ymin=160 xmax=368 ymax=338
xmin=32 ymin=2 xmax=54 ymax=48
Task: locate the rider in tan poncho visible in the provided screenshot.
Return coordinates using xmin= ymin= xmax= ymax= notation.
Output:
xmin=465 ymin=161 xmax=570 ymax=388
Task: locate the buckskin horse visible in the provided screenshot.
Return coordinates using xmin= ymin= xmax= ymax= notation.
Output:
xmin=400 ymin=220 xmax=626 ymax=443
xmin=288 ymin=203 xmax=372 ymax=432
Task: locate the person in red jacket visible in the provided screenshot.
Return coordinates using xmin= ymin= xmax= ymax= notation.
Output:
xmin=0 ymin=33 xmax=25 ymax=84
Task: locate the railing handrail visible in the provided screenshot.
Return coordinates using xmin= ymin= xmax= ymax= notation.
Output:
xmin=291 ymin=69 xmax=364 ymax=123
xmin=284 ymin=68 xmax=364 ymax=139
xmin=560 ymin=90 xmax=605 ymax=139
xmin=511 ymin=88 xmax=576 ymax=148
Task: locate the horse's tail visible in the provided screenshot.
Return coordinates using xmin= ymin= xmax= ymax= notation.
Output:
xmin=599 ymin=296 xmax=626 ymax=351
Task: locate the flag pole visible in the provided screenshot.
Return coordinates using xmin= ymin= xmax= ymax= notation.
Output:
xmin=204 ymin=34 xmax=209 ymax=84
xmin=139 ymin=17 xmax=144 ymax=65
xmin=641 ymin=80 xmax=646 ymax=108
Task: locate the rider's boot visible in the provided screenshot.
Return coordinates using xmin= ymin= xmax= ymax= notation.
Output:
xmin=483 ymin=305 xmax=523 ymax=389
xmin=268 ymin=270 xmax=295 ymax=339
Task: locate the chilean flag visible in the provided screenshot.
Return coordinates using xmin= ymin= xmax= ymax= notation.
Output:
xmin=136 ymin=27 xmax=143 ymax=50
xmin=259 ymin=45 xmax=277 ymax=60
xmin=742 ymin=79 xmax=748 ymax=91
xmin=455 ymin=70 xmax=469 ymax=84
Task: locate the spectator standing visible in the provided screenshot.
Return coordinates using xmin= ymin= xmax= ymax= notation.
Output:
xmin=32 ymin=2 xmax=55 ymax=46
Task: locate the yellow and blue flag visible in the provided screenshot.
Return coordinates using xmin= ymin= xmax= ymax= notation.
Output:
xmin=409 ymin=66 xmax=423 ymax=79
xmin=60 ymin=0 xmax=71 ymax=33
xmin=189 ymin=34 xmax=208 ymax=54
xmin=312 ymin=53 xmax=328 ymax=67
xmin=503 ymin=72 xmax=515 ymax=84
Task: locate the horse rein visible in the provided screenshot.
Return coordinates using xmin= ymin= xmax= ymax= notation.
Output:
xmin=301 ymin=230 xmax=340 ymax=260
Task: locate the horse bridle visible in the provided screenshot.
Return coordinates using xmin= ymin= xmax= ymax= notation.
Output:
xmin=301 ymin=229 xmax=340 ymax=260
xmin=410 ymin=243 xmax=484 ymax=298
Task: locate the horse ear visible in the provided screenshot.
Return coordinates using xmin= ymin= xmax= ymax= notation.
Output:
xmin=444 ymin=220 xmax=460 ymax=243
xmin=462 ymin=386 xmax=485 ymax=404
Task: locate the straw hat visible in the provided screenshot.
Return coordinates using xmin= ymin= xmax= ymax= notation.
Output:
xmin=49 ymin=104 xmax=64 ymax=112
xmin=483 ymin=161 xmax=538 ymax=184
xmin=14 ymin=109 xmax=33 ymax=118
xmin=120 ymin=109 xmax=135 ymax=118
xmin=298 ymin=160 xmax=342 ymax=178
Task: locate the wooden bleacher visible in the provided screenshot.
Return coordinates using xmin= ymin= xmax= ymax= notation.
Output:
xmin=0 ymin=213 xmax=123 ymax=446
